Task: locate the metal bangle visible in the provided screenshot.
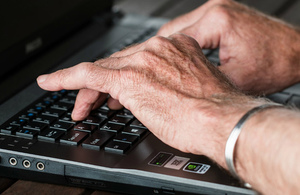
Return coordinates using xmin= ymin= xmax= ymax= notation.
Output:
xmin=225 ymin=104 xmax=283 ymax=180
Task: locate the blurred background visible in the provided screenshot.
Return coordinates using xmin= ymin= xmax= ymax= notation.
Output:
xmin=114 ymin=0 xmax=300 ymax=25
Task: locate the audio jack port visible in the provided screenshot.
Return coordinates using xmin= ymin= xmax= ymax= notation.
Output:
xmin=23 ymin=160 xmax=31 ymax=168
xmin=9 ymin=157 xmax=17 ymax=166
xmin=36 ymin=162 xmax=45 ymax=171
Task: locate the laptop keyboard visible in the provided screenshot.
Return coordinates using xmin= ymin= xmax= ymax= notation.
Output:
xmin=0 ymin=90 xmax=148 ymax=154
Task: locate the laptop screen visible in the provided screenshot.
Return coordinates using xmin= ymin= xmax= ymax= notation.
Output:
xmin=0 ymin=0 xmax=112 ymax=103
xmin=0 ymin=0 xmax=112 ymax=81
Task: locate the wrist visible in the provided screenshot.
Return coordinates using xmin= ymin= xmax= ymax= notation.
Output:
xmin=233 ymin=106 xmax=300 ymax=194
xmin=192 ymin=94 xmax=268 ymax=168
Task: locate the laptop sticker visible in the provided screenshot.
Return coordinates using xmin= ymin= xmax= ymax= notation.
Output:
xmin=164 ymin=156 xmax=190 ymax=170
xmin=183 ymin=162 xmax=211 ymax=174
xmin=149 ymin=152 xmax=173 ymax=167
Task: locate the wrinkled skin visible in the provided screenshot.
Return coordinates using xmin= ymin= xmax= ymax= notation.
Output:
xmin=37 ymin=34 xmax=262 ymax=166
xmin=158 ymin=0 xmax=300 ymax=95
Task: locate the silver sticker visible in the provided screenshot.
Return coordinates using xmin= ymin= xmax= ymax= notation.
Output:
xmin=164 ymin=156 xmax=190 ymax=170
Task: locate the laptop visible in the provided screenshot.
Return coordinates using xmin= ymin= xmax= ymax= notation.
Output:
xmin=0 ymin=1 xmax=299 ymax=195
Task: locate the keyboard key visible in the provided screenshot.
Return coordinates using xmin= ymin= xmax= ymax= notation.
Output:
xmin=82 ymin=131 xmax=114 ymax=150
xmin=19 ymin=112 xmax=36 ymax=120
xmin=100 ymin=122 xmax=123 ymax=133
xmin=38 ymin=129 xmax=65 ymax=142
xmin=116 ymin=110 xmax=134 ymax=119
xmin=50 ymin=121 xmax=73 ymax=131
xmin=51 ymin=102 xmax=73 ymax=111
xmin=33 ymin=115 xmax=56 ymax=124
xmin=122 ymin=126 xmax=147 ymax=137
xmin=83 ymin=116 xmax=106 ymax=126
xmin=27 ymin=106 xmax=44 ymax=114
xmin=74 ymin=123 xmax=96 ymax=133
xmin=36 ymin=101 xmax=52 ymax=108
xmin=99 ymin=103 xmax=110 ymax=111
xmin=60 ymin=130 xmax=88 ymax=146
xmin=288 ymin=95 xmax=300 ymax=108
xmin=59 ymin=112 xmax=76 ymax=124
xmin=104 ymin=141 xmax=131 ymax=154
xmin=59 ymin=97 xmax=75 ymax=104
xmin=108 ymin=116 xmax=132 ymax=126
xmin=114 ymin=134 xmax=138 ymax=145
xmin=130 ymin=119 xmax=147 ymax=129
xmin=51 ymin=91 xmax=64 ymax=97
xmin=42 ymin=108 xmax=65 ymax=118
xmin=67 ymin=91 xmax=78 ymax=97
xmin=23 ymin=121 xmax=47 ymax=131
xmin=0 ymin=125 xmax=18 ymax=135
xmin=16 ymin=129 xmax=39 ymax=138
xmin=44 ymin=95 xmax=59 ymax=103
xmin=10 ymin=119 xmax=27 ymax=126
xmin=58 ymin=89 xmax=67 ymax=95
xmin=91 ymin=109 xmax=115 ymax=119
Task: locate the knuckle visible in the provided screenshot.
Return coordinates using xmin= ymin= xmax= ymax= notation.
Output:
xmin=78 ymin=62 xmax=98 ymax=88
xmin=170 ymin=33 xmax=196 ymax=45
xmin=56 ymin=69 xmax=69 ymax=89
xmin=212 ymin=0 xmax=232 ymax=5
xmin=77 ymin=62 xmax=93 ymax=74
xmin=211 ymin=5 xmax=230 ymax=17
xmin=146 ymin=35 xmax=171 ymax=47
xmin=134 ymin=50 xmax=159 ymax=63
xmin=207 ymin=4 xmax=232 ymax=28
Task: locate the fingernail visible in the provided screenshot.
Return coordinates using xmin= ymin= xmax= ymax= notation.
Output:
xmin=37 ymin=74 xmax=49 ymax=83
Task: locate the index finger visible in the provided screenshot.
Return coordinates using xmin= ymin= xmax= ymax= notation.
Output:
xmin=37 ymin=62 xmax=121 ymax=97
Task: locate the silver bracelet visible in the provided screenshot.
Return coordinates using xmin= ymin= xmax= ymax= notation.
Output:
xmin=225 ymin=104 xmax=283 ymax=180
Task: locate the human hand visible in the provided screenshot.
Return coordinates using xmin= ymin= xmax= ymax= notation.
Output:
xmin=37 ymin=34 xmax=264 ymax=168
xmin=158 ymin=0 xmax=300 ymax=95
